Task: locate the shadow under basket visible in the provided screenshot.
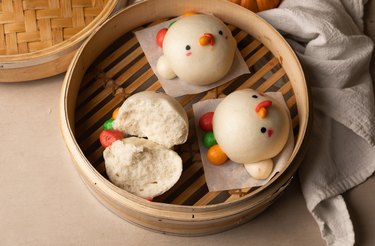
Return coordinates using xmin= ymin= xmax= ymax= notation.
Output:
xmin=60 ymin=0 xmax=312 ymax=236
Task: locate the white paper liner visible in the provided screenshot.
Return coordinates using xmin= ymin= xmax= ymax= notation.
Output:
xmin=192 ymin=92 xmax=294 ymax=192
xmin=134 ymin=17 xmax=250 ymax=97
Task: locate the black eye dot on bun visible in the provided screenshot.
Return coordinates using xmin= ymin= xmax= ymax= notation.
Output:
xmin=219 ymin=30 xmax=223 ymax=35
xmin=260 ymin=127 xmax=267 ymax=133
xmin=185 ymin=45 xmax=191 ymax=50
xmin=252 ymin=95 xmax=258 ymax=99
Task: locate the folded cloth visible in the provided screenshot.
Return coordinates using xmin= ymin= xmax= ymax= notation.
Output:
xmin=259 ymin=0 xmax=375 ymax=245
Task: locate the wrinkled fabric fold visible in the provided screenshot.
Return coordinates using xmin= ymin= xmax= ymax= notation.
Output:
xmin=259 ymin=0 xmax=375 ymax=245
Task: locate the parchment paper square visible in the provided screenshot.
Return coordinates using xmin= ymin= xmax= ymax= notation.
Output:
xmin=192 ymin=92 xmax=294 ymax=192
xmin=134 ymin=18 xmax=250 ymax=97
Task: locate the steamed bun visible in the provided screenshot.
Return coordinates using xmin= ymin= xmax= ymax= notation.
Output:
xmin=213 ymin=89 xmax=290 ymax=165
xmin=156 ymin=14 xmax=236 ymax=86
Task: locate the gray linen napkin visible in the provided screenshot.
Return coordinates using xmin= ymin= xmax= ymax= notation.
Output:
xmin=259 ymin=0 xmax=375 ymax=245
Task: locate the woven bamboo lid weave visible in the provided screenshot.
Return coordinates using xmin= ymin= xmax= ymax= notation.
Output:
xmin=0 ymin=0 xmax=124 ymax=82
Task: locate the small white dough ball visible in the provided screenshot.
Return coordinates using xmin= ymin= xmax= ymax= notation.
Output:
xmin=156 ymin=55 xmax=176 ymax=79
xmin=244 ymin=160 xmax=274 ymax=180
xmin=213 ymin=89 xmax=290 ymax=164
xmin=158 ymin=14 xmax=236 ymax=85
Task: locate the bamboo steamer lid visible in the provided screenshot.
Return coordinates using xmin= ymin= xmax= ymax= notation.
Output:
xmin=60 ymin=0 xmax=312 ymax=235
xmin=0 ymin=0 xmax=125 ymax=82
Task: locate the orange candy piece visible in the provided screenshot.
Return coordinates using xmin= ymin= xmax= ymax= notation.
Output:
xmin=183 ymin=11 xmax=196 ymax=17
xmin=207 ymin=144 xmax=228 ymax=165
xmin=112 ymin=107 xmax=120 ymax=120
xmin=257 ymin=107 xmax=267 ymax=119
xmin=199 ymin=35 xmax=211 ymax=46
xmin=199 ymin=33 xmax=215 ymax=46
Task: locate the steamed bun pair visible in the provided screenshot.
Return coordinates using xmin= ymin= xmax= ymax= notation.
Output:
xmin=103 ymin=91 xmax=188 ymax=199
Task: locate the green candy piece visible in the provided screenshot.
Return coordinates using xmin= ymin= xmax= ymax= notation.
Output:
xmin=103 ymin=119 xmax=114 ymax=130
xmin=168 ymin=21 xmax=176 ymax=28
xmin=202 ymin=132 xmax=217 ymax=148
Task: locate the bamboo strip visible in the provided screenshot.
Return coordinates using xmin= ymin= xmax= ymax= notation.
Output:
xmin=171 ymin=175 xmax=206 ymax=205
xmin=240 ymin=39 xmax=261 ymax=57
xmin=122 ymin=68 xmax=155 ymax=92
xmin=79 ymin=126 xmax=103 ymax=152
xmin=286 ymin=94 xmax=296 ymax=109
xmin=225 ymin=188 xmax=252 ymax=203
xmin=237 ymin=57 xmax=278 ymax=90
xmin=246 ymin=46 xmax=270 ymax=68
xmin=234 ymin=30 xmax=248 ymax=42
xmin=103 ymin=42 xmax=142 ymax=78
xmin=279 ymin=81 xmax=292 ymax=95
xmin=194 ymin=191 xmax=222 ymax=206
xmin=75 ymin=95 xmax=123 ymax=137
xmin=97 ymin=37 xmax=138 ymax=70
xmin=256 ymin=67 xmax=286 ymax=92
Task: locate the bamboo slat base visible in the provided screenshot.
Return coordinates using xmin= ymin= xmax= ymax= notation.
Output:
xmin=75 ymin=26 xmax=297 ymax=207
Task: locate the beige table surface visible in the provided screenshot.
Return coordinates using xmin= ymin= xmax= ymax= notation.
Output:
xmin=1 ymin=2 xmax=375 ymax=246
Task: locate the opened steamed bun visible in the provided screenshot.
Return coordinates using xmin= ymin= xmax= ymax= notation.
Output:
xmin=104 ymin=91 xmax=188 ymax=198
xmin=113 ymin=91 xmax=188 ymax=149
xmin=104 ymin=137 xmax=183 ymax=198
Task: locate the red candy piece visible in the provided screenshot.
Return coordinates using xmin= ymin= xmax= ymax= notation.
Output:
xmin=100 ymin=130 xmax=124 ymax=148
xmin=203 ymin=33 xmax=215 ymax=46
xmin=156 ymin=28 xmax=168 ymax=48
xmin=199 ymin=112 xmax=214 ymax=132
xmin=255 ymin=100 xmax=272 ymax=112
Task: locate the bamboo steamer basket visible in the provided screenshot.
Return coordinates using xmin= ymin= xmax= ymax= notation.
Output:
xmin=60 ymin=0 xmax=312 ymax=236
xmin=0 ymin=0 xmax=125 ymax=82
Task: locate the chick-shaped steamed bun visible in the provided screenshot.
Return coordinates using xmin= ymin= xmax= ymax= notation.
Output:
xmin=156 ymin=14 xmax=236 ymax=86
xmin=213 ymin=89 xmax=290 ymax=179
